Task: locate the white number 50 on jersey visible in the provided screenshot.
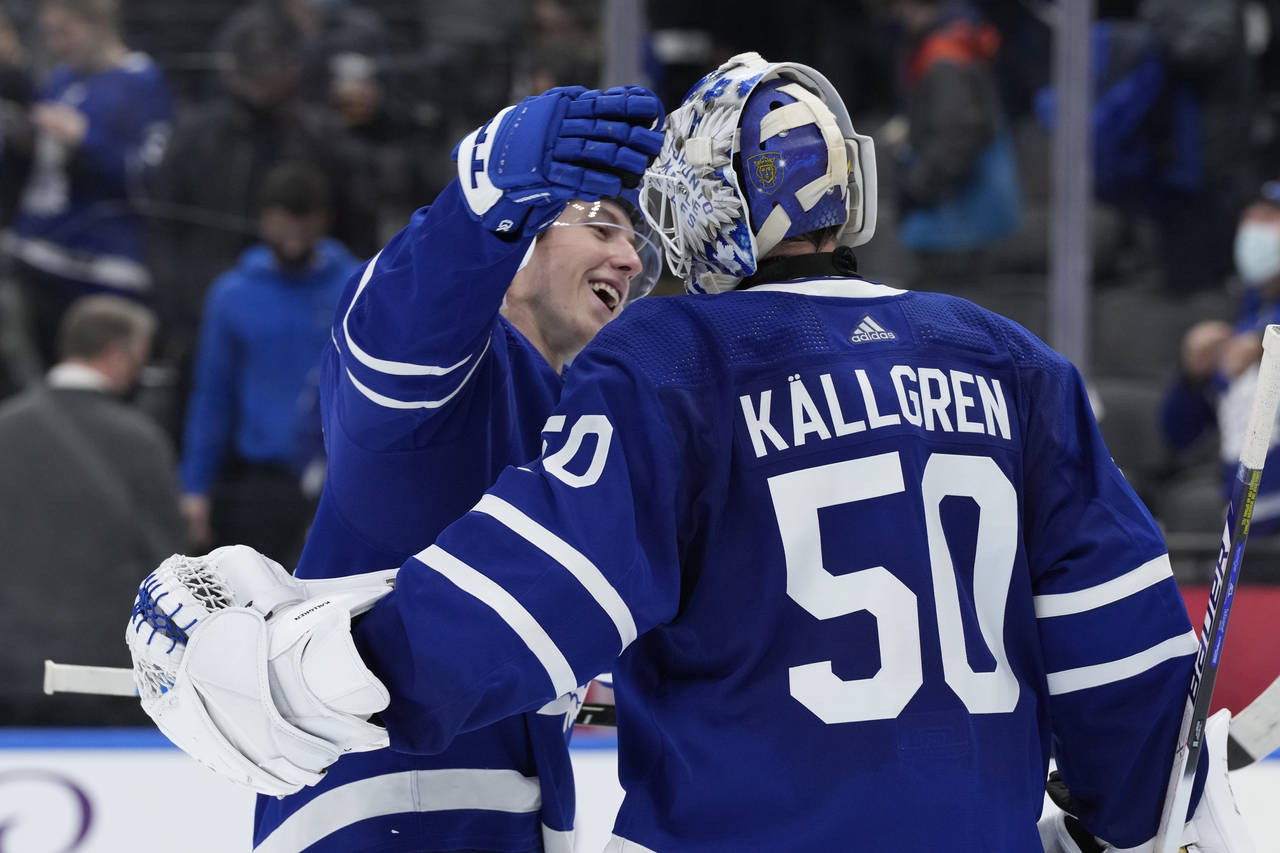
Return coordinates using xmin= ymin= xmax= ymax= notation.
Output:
xmin=768 ymin=451 xmax=1020 ymax=724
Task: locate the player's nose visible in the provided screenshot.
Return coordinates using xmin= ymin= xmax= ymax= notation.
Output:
xmin=611 ymin=241 xmax=642 ymax=283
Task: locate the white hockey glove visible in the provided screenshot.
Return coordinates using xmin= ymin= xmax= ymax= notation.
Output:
xmin=1038 ymin=710 xmax=1255 ymax=853
xmin=453 ymin=85 xmax=665 ymax=238
xmin=125 ymin=545 xmax=396 ymax=796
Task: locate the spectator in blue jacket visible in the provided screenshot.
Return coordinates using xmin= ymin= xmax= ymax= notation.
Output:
xmin=1163 ymin=179 xmax=1280 ymax=532
xmin=179 ymin=160 xmax=359 ymax=566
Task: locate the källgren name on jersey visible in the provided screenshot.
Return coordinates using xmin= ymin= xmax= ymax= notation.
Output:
xmin=738 ymin=365 xmax=1012 ymax=458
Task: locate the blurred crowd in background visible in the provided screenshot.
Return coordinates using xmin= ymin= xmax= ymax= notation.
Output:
xmin=1 ymin=0 xmax=1280 ymax=723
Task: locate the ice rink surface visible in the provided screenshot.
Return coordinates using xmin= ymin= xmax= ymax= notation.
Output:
xmin=0 ymin=729 xmax=1276 ymax=851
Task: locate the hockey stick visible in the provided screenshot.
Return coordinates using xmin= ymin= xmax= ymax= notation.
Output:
xmin=44 ymin=659 xmax=621 ymax=727
xmin=40 ymin=657 xmax=1280 ymax=744
xmin=1227 ymin=670 xmax=1280 ymax=770
xmin=43 ymin=660 xmax=137 ymax=696
xmin=1154 ymin=323 xmax=1280 ymax=853
xmin=573 ymin=701 xmax=617 ymax=727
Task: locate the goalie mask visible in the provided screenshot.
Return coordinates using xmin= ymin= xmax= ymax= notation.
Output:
xmin=640 ymin=52 xmax=877 ymax=294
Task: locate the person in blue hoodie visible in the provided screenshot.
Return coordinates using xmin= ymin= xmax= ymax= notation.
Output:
xmin=178 ymin=160 xmax=360 ymax=566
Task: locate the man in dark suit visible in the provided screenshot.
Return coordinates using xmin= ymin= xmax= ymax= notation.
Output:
xmin=0 ymin=294 xmax=182 ymax=725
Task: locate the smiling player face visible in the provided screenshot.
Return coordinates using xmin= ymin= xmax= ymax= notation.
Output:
xmin=504 ymin=199 xmax=647 ymax=373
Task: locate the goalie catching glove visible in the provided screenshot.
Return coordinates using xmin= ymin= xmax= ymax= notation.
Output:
xmin=1039 ymin=710 xmax=1255 ymax=853
xmin=125 ymin=545 xmax=396 ymax=796
xmin=454 ymin=85 xmax=665 ymax=238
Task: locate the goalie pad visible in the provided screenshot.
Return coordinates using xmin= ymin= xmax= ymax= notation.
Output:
xmin=1038 ymin=710 xmax=1255 ymax=853
xmin=126 ymin=546 xmax=395 ymax=795
xmin=453 ymin=85 xmax=665 ymax=238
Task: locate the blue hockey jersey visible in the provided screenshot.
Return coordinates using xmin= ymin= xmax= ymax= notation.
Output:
xmin=355 ymin=269 xmax=1203 ymax=851
xmin=252 ymin=181 xmax=577 ymax=853
xmin=7 ymin=53 xmax=171 ymax=295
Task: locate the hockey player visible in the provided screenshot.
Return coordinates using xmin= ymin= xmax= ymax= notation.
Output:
xmin=3 ymin=0 xmax=172 ymax=368
xmin=243 ymin=85 xmax=665 ymax=852
xmin=132 ymin=55 xmax=1254 ymax=850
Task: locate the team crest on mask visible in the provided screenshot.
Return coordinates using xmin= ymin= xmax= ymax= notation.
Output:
xmin=747 ymin=152 xmax=782 ymax=195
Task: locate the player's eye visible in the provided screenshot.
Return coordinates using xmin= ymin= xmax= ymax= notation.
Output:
xmin=591 ymin=225 xmax=613 ymax=240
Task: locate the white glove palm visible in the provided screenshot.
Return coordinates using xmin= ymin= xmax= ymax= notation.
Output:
xmin=126 ymin=546 xmax=395 ymax=795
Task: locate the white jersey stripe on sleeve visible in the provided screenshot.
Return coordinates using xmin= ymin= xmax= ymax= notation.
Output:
xmin=341 ymin=250 xmax=475 ymax=376
xmin=342 ymin=336 xmax=491 ymax=410
xmin=1046 ymin=630 xmax=1197 ymax=695
xmin=418 ymin=544 xmax=579 ymax=696
xmin=542 ymin=825 xmax=575 ymax=853
xmin=1033 ymin=554 xmax=1173 ymax=618
xmin=474 ymin=494 xmax=638 ymax=650
xmin=254 ymin=768 xmax=540 ymax=853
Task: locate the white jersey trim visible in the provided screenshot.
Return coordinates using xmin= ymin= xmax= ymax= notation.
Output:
xmin=253 ymin=768 xmax=541 ymax=853
xmin=418 ymin=544 xmax=579 ymax=696
xmin=474 ymin=494 xmax=638 ymax=650
xmin=341 ymin=334 xmax=491 ymax=410
xmin=746 ymin=278 xmax=906 ymax=299
xmin=1046 ymin=630 xmax=1197 ymax=695
xmin=1033 ymin=555 xmax=1173 ymax=618
xmin=604 ymin=835 xmax=658 ymax=853
xmin=341 ymin=250 xmax=477 ymax=376
xmin=543 ymin=824 xmax=575 ymax=853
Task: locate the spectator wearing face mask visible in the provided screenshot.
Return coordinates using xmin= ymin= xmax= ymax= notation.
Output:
xmin=177 ymin=160 xmax=358 ymax=567
xmin=1162 ymin=179 xmax=1280 ymax=532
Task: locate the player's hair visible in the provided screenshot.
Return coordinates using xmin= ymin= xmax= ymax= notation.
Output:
xmin=57 ymin=295 xmax=155 ymax=361
xmin=771 ymin=225 xmax=845 ymax=256
xmin=40 ymin=0 xmax=118 ymax=31
xmin=258 ymin=161 xmax=334 ymax=216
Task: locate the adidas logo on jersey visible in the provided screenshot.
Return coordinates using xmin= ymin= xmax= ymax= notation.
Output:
xmin=850 ymin=315 xmax=896 ymax=343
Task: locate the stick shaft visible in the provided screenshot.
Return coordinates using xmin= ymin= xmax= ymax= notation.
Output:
xmin=43 ymin=659 xmax=623 ymax=727
xmin=574 ymin=702 xmax=617 ymax=727
xmin=1228 ymin=669 xmax=1280 ymax=769
xmin=43 ymin=660 xmax=137 ymax=697
xmin=1154 ymin=324 xmax=1280 ymax=853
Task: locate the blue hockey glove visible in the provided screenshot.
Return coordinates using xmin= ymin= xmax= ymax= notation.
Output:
xmin=453 ymin=85 xmax=665 ymax=239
